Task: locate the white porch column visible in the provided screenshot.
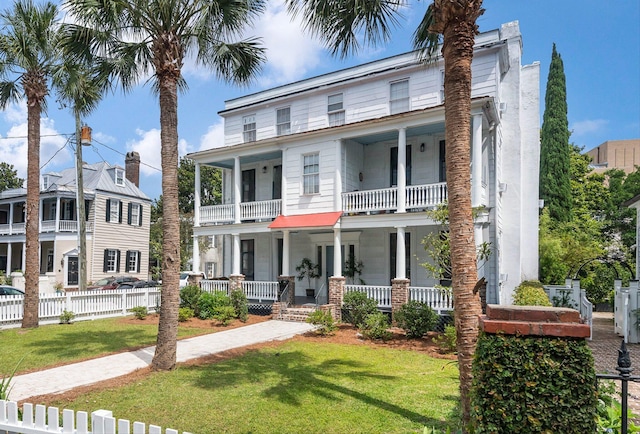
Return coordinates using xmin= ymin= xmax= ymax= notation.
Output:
xmin=21 ymin=242 xmax=25 ymax=271
xmin=6 ymin=242 xmax=12 ymax=275
xmin=282 ymin=230 xmax=290 ymax=275
xmin=192 ymin=235 xmax=200 ymax=273
xmin=54 ymin=197 xmax=60 ymax=232
xmin=397 ymin=128 xmax=407 ymax=213
xmin=334 ymin=140 xmax=342 ymax=212
xmin=396 ymin=226 xmax=406 ymax=279
xmin=234 ymin=156 xmax=241 ymax=224
xmin=232 ymin=233 xmax=240 ymax=275
xmin=471 ymin=114 xmax=483 ymax=207
xmin=333 ymin=228 xmax=342 ymax=277
xmin=9 ymin=202 xmax=13 ymax=233
xmin=194 ymin=162 xmax=201 ymax=227
xmin=281 ymin=148 xmax=287 ymax=216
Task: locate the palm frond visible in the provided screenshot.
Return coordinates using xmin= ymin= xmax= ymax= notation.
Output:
xmin=201 ymin=38 xmax=266 ymax=86
xmin=412 ymin=4 xmax=441 ymax=63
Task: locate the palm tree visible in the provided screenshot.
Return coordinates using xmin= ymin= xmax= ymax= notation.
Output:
xmin=63 ymin=0 xmax=266 ymax=370
xmin=0 ymin=0 xmax=64 ymax=329
xmin=285 ymin=0 xmax=484 ymax=426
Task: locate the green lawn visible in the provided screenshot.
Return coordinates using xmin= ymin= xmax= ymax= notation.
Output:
xmin=0 ymin=317 xmax=214 ymax=374
xmin=46 ymin=341 xmax=461 ymax=433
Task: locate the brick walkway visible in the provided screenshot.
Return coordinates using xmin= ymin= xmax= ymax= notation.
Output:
xmin=588 ymin=312 xmax=640 ymax=416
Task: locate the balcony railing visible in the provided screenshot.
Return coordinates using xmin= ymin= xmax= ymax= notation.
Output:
xmin=405 ymin=182 xmax=448 ymax=209
xmin=200 ymin=199 xmax=281 ymax=225
xmin=0 ymin=221 xmax=93 ymax=236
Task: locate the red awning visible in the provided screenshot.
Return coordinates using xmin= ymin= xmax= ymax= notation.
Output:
xmin=268 ymin=212 xmax=342 ymax=230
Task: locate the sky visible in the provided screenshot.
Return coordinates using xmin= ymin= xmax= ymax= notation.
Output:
xmin=0 ymin=0 xmax=638 ymax=201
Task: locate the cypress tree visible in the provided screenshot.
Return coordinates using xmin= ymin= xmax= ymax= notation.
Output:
xmin=540 ymin=44 xmax=572 ymax=222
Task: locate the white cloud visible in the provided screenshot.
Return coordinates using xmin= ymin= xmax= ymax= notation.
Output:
xmin=199 ymin=118 xmax=225 ymax=151
xmin=126 ymin=128 xmax=189 ymax=177
xmin=571 ymin=119 xmax=608 ymax=136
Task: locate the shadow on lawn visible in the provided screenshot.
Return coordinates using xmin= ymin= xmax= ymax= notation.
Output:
xmin=194 ymin=346 xmax=460 ymax=429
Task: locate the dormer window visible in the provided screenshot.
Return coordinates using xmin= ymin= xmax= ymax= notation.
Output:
xmin=42 ymin=175 xmax=50 ymax=190
xmin=115 ymin=168 xmax=125 ymax=186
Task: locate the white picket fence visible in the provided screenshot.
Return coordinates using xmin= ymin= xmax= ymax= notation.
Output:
xmin=0 ymin=287 xmax=161 ymax=329
xmin=0 ymin=400 xmax=191 ymax=434
xmin=199 ymin=280 xmax=279 ymax=302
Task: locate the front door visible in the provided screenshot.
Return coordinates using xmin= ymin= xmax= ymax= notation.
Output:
xmin=242 ymin=169 xmax=256 ymax=202
xmin=67 ymin=256 xmax=79 ymax=286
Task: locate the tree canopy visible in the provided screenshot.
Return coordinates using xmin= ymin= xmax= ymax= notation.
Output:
xmin=0 ymin=162 xmax=24 ymax=192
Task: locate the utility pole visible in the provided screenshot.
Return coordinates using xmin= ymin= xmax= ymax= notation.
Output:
xmin=75 ymin=121 xmax=90 ymax=291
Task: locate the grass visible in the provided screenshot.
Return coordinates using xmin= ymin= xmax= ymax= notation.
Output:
xmin=46 ymin=341 xmax=461 ymax=433
xmin=0 ymin=316 xmax=214 ymax=374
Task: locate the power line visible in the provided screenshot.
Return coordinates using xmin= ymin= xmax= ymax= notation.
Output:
xmin=0 ymin=133 xmax=73 ymax=140
xmin=40 ymin=136 xmax=73 ymax=170
xmin=91 ymin=137 xmax=162 ymax=173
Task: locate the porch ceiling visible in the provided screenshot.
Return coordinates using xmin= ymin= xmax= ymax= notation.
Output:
xmin=204 ymin=150 xmax=282 ymax=170
xmin=268 ymin=211 xmax=342 ymax=230
xmin=350 ymin=123 xmax=445 ymax=145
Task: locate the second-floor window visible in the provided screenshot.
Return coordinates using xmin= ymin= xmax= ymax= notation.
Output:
xmin=243 ymin=114 xmax=256 ymax=142
xmin=303 ymin=153 xmax=320 ymax=195
xmin=276 ymin=107 xmax=291 ymax=135
xmin=115 ymin=168 xmax=125 ymax=186
xmin=106 ymin=199 xmax=122 ymax=223
xmin=103 ymin=249 xmax=120 ymax=273
xmin=128 ymin=203 xmax=142 ymax=226
xmin=328 ymin=93 xmax=345 ymax=127
xmin=390 ymin=79 xmax=409 ymax=114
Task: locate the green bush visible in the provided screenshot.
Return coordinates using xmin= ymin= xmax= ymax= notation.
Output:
xmin=130 ymin=306 xmax=148 ymax=320
xmin=306 ymin=310 xmax=338 ymax=335
xmin=214 ymin=305 xmax=237 ymax=326
xmin=197 ymin=291 xmax=232 ymax=320
xmin=178 ymin=307 xmax=194 ymax=322
xmin=471 ymin=333 xmax=597 ymax=433
xmin=343 ymin=291 xmax=378 ymax=327
xmin=360 ymin=312 xmax=392 ymax=341
xmin=59 ymin=309 xmax=75 ymax=324
xmin=435 ymin=324 xmax=457 ymax=353
xmin=180 ymin=284 xmax=203 ymax=315
xmin=512 ymin=280 xmax=552 ymax=306
xmin=394 ymin=301 xmax=438 ymax=338
xmin=230 ymin=289 xmax=249 ymax=322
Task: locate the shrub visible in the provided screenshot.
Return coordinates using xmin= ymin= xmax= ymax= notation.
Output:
xmin=214 ymin=305 xmax=237 ymax=326
xmin=59 ymin=309 xmax=75 ymax=324
xmin=512 ymin=280 xmax=552 ymax=306
xmin=471 ymin=333 xmax=597 ymax=433
xmin=343 ymin=291 xmax=378 ymax=327
xmin=306 ymin=310 xmax=338 ymax=335
xmin=197 ymin=291 xmax=232 ymax=320
xmin=360 ymin=312 xmax=392 ymax=341
xmin=180 ymin=284 xmax=203 ymax=315
xmin=178 ymin=307 xmax=194 ymax=322
xmin=435 ymin=324 xmax=457 ymax=353
xmin=394 ymin=301 xmax=438 ymax=338
xmin=230 ymin=289 xmax=249 ymax=322
xmin=130 ymin=306 xmax=148 ymax=320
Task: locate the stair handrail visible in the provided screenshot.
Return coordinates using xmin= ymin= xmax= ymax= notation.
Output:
xmin=278 ymin=281 xmax=290 ymax=320
xmin=315 ymin=282 xmax=327 ymax=307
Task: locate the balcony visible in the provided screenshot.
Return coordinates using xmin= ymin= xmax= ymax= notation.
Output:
xmin=0 ymin=220 xmax=93 ymax=236
xmin=200 ymin=199 xmax=282 ymax=225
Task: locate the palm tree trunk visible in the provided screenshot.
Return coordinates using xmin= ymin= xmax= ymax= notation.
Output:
xmin=22 ymin=99 xmax=41 ymax=328
xmin=438 ymin=1 xmax=483 ymax=426
xmin=152 ymin=75 xmax=181 ymax=371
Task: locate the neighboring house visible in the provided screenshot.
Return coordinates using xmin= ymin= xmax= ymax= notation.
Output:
xmin=0 ymin=152 xmax=151 ymax=291
xmin=586 ymin=139 xmax=640 ymax=174
xmin=188 ymin=21 xmax=540 ymax=305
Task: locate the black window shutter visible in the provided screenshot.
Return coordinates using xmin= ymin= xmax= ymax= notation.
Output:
xmin=116 ymin=250 xmax=121 ymax=272
xmin=139 ymin=205 xmax=143 ymax=226
xmin=127 ymin=203 xmax=132 ymax=225
xmin=106 ymin=199 xmax=111 ymax=222
xmin=103 ymin=250 xmax=109 ymax=272
xmin=136 ymin=252 xmax=141 ymax=273
xmin=118 ymin=201 xmax=123 ymax=223
xmin=125 ymin=251 xmax=131 ymax=272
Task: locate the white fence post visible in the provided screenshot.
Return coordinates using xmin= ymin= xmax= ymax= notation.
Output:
xmin=628 ymin=280 xmax=639 ymax=344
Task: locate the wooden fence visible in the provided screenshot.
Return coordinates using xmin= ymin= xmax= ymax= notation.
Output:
xmin=0 ymin=400 xmax=190 ymax=434
xmin=0 ymin=287 xmax=161 ymax=329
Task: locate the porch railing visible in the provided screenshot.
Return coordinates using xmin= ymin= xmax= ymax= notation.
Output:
xmin=0 ymin=222 xmax=25 ymax=235
xmin=200 ymin=279 xmax=229 ymax=293
xmin=409 ymin=286 xmax=454 ymax=313
xmin=242 ymin=281 xmax=278 ymax=302
xmin=342 ymin=188 xmax=397 ymax=214
xmin=240 ymin=199 xmax=281 ymax=221
xmin=40 ymin=220 xmax=94 ymax=233
xmin=200 ymin=204 xmax=235 ymax=224
xmin=345 ymin=284 xmax=392 ymax=309
xmin=405 ymin=182 xmax=448 ymax=209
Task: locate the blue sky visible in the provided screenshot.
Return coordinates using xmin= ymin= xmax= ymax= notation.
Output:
xmin=0 ymin=0 xmax=638 ymax=201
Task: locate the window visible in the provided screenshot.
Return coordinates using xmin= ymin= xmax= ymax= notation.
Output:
xmin=328 ymin=93 xmax=345 ymax=126
xmin=128 ymin=203 xmax=142 ymax=226
xmin=243 ymin=114 xmax=256 ymax=142
xmin=115 ymin=168 xmax=125 ymax=186
xmin=276 ymin=107 xmax=290 ymax=135
xmin=103 ymin=249 xmax=121 ymax=273
xmin=106 ymin=199 xmax=122 ymax=223
xmin=390 ymin=145 xmax=412 ymax=186
xmin=440 ymin=70 xmax=445 ymax=102
xmin=204 ymin=262 xmax=217 ymax=278
xmin=126 ymin=250 xmax=141 ymax=273
xmin=241 ymin=239 xmax=254 ymax=280
xmin=390 ymin=79 xmax=409 ymax=114
xmin=303 ymin=153 xmax=320 ymax=195
xmin=42 ymin=175 xmax=50 ymax=190
xmin=439 ymin=140 xmax=446 ymax=183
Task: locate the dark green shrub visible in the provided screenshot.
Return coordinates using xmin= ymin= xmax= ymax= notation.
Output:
xmin=343 ymin=291 xmax=378 ymax=327
xmin=197 ymin=291 xmax=232 ymax=320
xmin=214 ymin=305 xmax=237 ymax=326
xmin=306 ymin=310 xmax=338 ymax=335
xmin=130 ymin=306 xmax=148 ymax=320
xmin=394 ymin=301 xmax=438 ymax=338
xmin=512 ymin=280 xmax=552 ymax=306
xmin=360 ymin=312 xmax=392 ymax=341
xmin=178 ymin=307 xmax=194 ymax=322
xmin=471 ymin=333 xmax=597 ymax=433
xmin=180 ymin=284 xmax=203 ymax=315
xmin=230 ymin=289 xmax=249 ymax=322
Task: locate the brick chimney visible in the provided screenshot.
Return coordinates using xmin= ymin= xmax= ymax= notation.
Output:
xmin=125 ymin=151 xmax=141 ymax=187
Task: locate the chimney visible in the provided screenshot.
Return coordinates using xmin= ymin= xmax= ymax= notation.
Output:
xmin=125 ymin=151 xmax=141 ymax=187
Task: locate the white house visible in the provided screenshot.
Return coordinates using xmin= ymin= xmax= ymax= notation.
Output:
xmin=187 ymin=21 xmax=540 ymax=305
xmin=0 ymin=152 xmax=152 ymax=291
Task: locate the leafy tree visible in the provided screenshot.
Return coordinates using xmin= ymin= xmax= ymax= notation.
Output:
xmin=0 ymin=0 xmax=64 ymax=328
xmin=540 ymin=44 xmax=572 ymax=222
xmin=0 ymin=163 xmax=24 ymax=192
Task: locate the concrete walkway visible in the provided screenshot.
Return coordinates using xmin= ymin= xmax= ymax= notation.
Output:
xmin=10 ymin=320 xmax=314 ymax=402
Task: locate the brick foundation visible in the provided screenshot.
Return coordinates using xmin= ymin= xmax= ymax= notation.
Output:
xmin=479 ymin=304 xmax=590 ymax=338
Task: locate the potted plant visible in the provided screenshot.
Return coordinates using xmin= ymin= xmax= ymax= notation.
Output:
xmin=296 ymin=257 xmax=320 ymax=297
xmin=343 ymin=253 xmax=365 ymax=284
